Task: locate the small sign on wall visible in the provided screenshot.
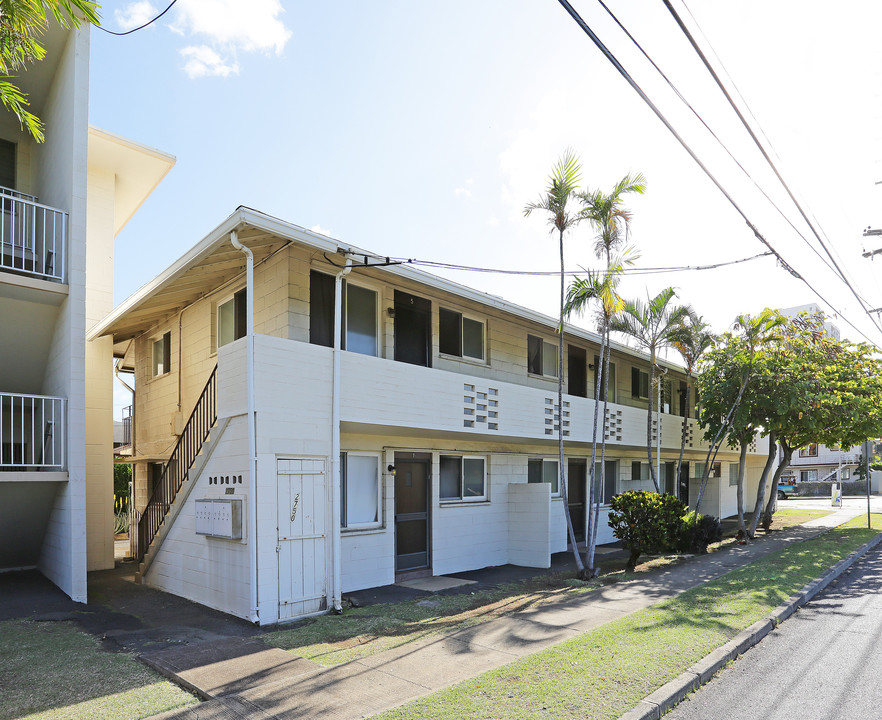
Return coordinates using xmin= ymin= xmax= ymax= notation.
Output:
xmin=195 ymin=498 xmax=243 ymax=539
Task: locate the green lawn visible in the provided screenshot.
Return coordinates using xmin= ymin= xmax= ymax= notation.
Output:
xmin=373 ymin=515 xmax=882 ymax=720
xmin=0 ymin=620 xmax=197 ymax=720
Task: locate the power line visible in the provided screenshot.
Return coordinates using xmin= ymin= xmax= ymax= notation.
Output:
xmin=95 ymin=0 xmax=178 ymax=36
xmin=553 ymin=0 xmax=880 ymax=348
xmin=592 ymin=0 xmax=845 ymax=287
xmin=661 ymin=0 xmax=882 ymax=336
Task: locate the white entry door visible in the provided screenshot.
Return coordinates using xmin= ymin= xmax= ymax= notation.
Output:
xmin=277 ymin=458 xmax=327 ymax=621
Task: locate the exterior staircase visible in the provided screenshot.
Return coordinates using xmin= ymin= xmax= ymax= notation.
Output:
xmin=133 ymin=366 xmax=220 ymax=582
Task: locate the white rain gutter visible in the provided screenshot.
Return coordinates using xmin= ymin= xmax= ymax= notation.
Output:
xmin=231 ymin=230 xmax=259 ymax=623
xmin=331 ymin=257 xmax=352 ymax=613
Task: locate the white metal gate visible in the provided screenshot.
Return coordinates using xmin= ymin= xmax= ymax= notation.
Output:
xmin=277 ymin=458 xmax=327 ymax=621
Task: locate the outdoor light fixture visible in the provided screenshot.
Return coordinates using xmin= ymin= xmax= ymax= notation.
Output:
xmin=387 ymin=464 xmax=397 ymax=476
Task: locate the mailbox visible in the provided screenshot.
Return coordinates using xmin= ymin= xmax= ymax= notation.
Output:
xmin=195 ymin=498 xmax=243 ymax=539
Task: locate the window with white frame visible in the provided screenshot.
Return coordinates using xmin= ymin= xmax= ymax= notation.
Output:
xmin=801 ymin=469 xmax=818 ymax=483
xmin=728 ymin=462 xmax=740 ymax=487
xmin=631 ymin=367 xmax=650 ymax=399
xmin=527 ymin=335 xmax=558 ymax=378
xmin=218 ymin=289 xmax=247 ymax=348
xmin=440 ymin=455 xmax=486 ymax=501
xmin=152 ymin=331 xmax=171 ymax=376
xmin=309 ymin=271 xmax=379 ymax=356
xmin=799 ymin=444 xmax=819 ymax=458
xmin=439 ymin=308 xmax=485 ymax=361
xmin=340 ymin=453 xmax=381 ymax=529
xmin=694 ymin=461 xmax=721 ymax=480
xmin=631 ymin=460 xmax=650 ymax=482
xmin=527 ymin=458 xmax=559 ymax=495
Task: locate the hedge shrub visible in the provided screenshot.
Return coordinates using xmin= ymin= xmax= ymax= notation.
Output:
xmin=607 ymin=490 xmax=687 ymax=569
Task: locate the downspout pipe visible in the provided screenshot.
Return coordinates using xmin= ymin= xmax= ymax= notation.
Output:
xmin=231 ymin=230 xmax=259 ymax=623
xmin=331 ymin=257 xmax=352 ymax=613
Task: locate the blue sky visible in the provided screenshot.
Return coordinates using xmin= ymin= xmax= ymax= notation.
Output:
xmin=90 ymin=1 xmax=882 ymax=415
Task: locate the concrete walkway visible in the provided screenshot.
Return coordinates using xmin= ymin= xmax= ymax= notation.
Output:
xmin=142 ymin=507 xmax=866 ymax=720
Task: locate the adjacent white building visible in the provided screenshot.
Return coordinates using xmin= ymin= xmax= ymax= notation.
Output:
xmin=0 ymin=19 xmax=173 ymax=601
xmin=90 ymin=208 xmax=770 ymax=625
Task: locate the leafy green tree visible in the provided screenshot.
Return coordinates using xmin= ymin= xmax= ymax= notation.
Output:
xmin=610 ymin=288 xmax=689 ymax=492
xmin=0 ymin=0 xmax=100 ymax=140
xmin=669 ymin=310 xmax=715 ymax=500
xmin=524 ymin=150 xmax=585 ymax=575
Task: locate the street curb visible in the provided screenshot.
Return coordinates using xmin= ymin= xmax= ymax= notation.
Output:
xmin=617 ymin=530 xmax=882 ymax=720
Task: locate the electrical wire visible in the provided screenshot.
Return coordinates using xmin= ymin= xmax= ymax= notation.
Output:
xmin=660 ymin=0 xmax=882 ymax=336
xmin=95 ymin=0 xmax=178 ymax=36
xmin=554 ymin=0 xmax=880 ymax=348
xmin=593 ymin=0 xmax=845 ymax=286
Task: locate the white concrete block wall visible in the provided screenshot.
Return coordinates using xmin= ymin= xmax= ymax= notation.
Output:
xmin=145 ymin=416 xmax=251 ymax=620
xmin=508 ymin=483 xmax=551 ymax=567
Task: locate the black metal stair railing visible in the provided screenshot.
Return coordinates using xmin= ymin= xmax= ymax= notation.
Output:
xmin=137 ymin=366 xmax=217 ymax=561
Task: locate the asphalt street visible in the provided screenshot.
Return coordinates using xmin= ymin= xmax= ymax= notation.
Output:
xmin=665 ymin=542 xmax=882 ymax=720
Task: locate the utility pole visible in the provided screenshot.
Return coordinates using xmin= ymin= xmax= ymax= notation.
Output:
xmin=861 ymin=227 xmax=882 ymax=259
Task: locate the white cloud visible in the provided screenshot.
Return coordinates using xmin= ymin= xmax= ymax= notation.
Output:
xmin=310 ymin=224 xmax=332 ymax=237
xmin=180 ymin=45 xmax=239 ymax=79
xmin=115 ymin=1 xmax=159 ymax=31
xmin=453 ymin=187 xmax=471 ymax=198
xmin=171 ymin=0 xmax=291 ymax=54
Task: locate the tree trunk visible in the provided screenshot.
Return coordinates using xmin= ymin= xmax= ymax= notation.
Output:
xmin=747 ymin=430 xmax=777 ymax=537
xmin=589 ymin=328 xmax=612 ymax=577
xmin=736 ymin=440 xmax=748 ymax=537
xmin=585 ymin=321 xmax=607 ymax=577
xmin=675 ymin=376 xmax=690 ymax=502
xmin=647 ymin=350 xmax=660 ymax=492
xmin=762 ymin=443 xmax=792 ymax=530
xmin=557 ymin=229 xmax=584 ymax=574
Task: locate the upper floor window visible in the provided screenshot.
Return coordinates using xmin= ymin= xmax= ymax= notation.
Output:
xmin=218 ymin=289 xmax=246 ymax=348
xmin=309 ymin=270 xmax=379 ymax=356
xmin=152 ymin=331 xmax=171 ymax=376
xmin=527 ymin=335 xmax=558 ymax=378
xmin=527 ymin=457 xmax=559 ymax=495
xmin=799 ymin=444 xmax=819 ymax=458
xmin=593 ymin=355 xmax=616 ymax=402
xmin=439 ymin=308 xmax=485 ymax=361
xmin=440 ymin=455 xmax=486 ymax=501
xmin=0 ymin=140 xmax=14 ymax=191
xmin=631 ymin=367 xmax=650 ymax=399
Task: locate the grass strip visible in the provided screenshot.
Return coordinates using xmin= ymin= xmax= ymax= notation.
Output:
xmin=0 ymin=620 xmax=197 ymax=720
xmin=373 ymin=515 xmax=882 ymax=720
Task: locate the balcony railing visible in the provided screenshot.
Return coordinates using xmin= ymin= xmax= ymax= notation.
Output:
xmin=0 ymin=393 xmax=66 ymax=470
xmin=120 ymin=405 xmax=132 ymax=450
xmin=0 ymin=187 xmax=66 ymax=283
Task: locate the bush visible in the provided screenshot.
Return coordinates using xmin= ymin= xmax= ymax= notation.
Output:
xmin=677 ymin=511 xmax=722 ymax=554
xmin=608 ymin=490 xmax=687 ymax=569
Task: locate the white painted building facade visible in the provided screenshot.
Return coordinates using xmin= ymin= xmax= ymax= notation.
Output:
xmin=91 ymin=208 xmax=768 ymax=624
xmin=0 ymin=19 xmax=174 ymax=601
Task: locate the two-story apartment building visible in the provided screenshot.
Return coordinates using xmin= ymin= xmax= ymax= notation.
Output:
xmin=89 ymin=207 xmax=769 ymax=624
xmin=784 ymin=443 xmax=864 ymax=484
xmin=0 ymin=18 xmax=174 ymax=601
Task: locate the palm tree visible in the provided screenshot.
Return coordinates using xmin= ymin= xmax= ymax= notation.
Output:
xmin=524 ymin=150 xmax=585 ymax=575
xmin=565 ymin=249 xmax=633 ymax=575
xmin=669 ymin=310 xmax=715 ymax=502
xmin=610 ymin=288 xmax=690 ymax=492
xmin=578 ymin=173 xmax=646 ymax=264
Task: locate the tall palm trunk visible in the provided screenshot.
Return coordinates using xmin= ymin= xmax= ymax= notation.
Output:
xmin=675 ymin=377 xmax=690 ymax=501
xmin=558 ymin=229 xmax=584 ymax=575
xmin=646 ymin=350 xmax=660 ymax=492
xmin=589 ymin=327 xmax=612 ymax=575
xmin=747 ymin=430 xmax=777 ymax=537
xmin=585 ymin=319 xmax=607 ymax=576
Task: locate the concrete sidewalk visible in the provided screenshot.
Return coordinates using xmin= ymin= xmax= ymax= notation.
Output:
xmin=141 ymin=507 xmax=866 ymax=720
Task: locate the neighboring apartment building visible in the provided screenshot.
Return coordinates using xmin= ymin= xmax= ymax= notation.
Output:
xmin=89 ymin=207 xmax=770 ymax=624
xmin=779 ymin=303 xmax=841 ymax=340
xmin=0 ymin=19 xmax=174 ymax=601
xmin=784 ymin=443 xmax=863 ymax=483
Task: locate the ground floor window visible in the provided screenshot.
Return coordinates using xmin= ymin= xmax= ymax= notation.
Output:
xmin=440 ymin=455 xmax=486 ymax=501
xmin=341 ymin=453 xmax=381 ymax=529
xmin=728 ymin=462 xmax=740 ymax=487
xmin=800 ymin=469 xmax=818 ymax=483
xmin=527 ymin=458 xmax=559 ymax=495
